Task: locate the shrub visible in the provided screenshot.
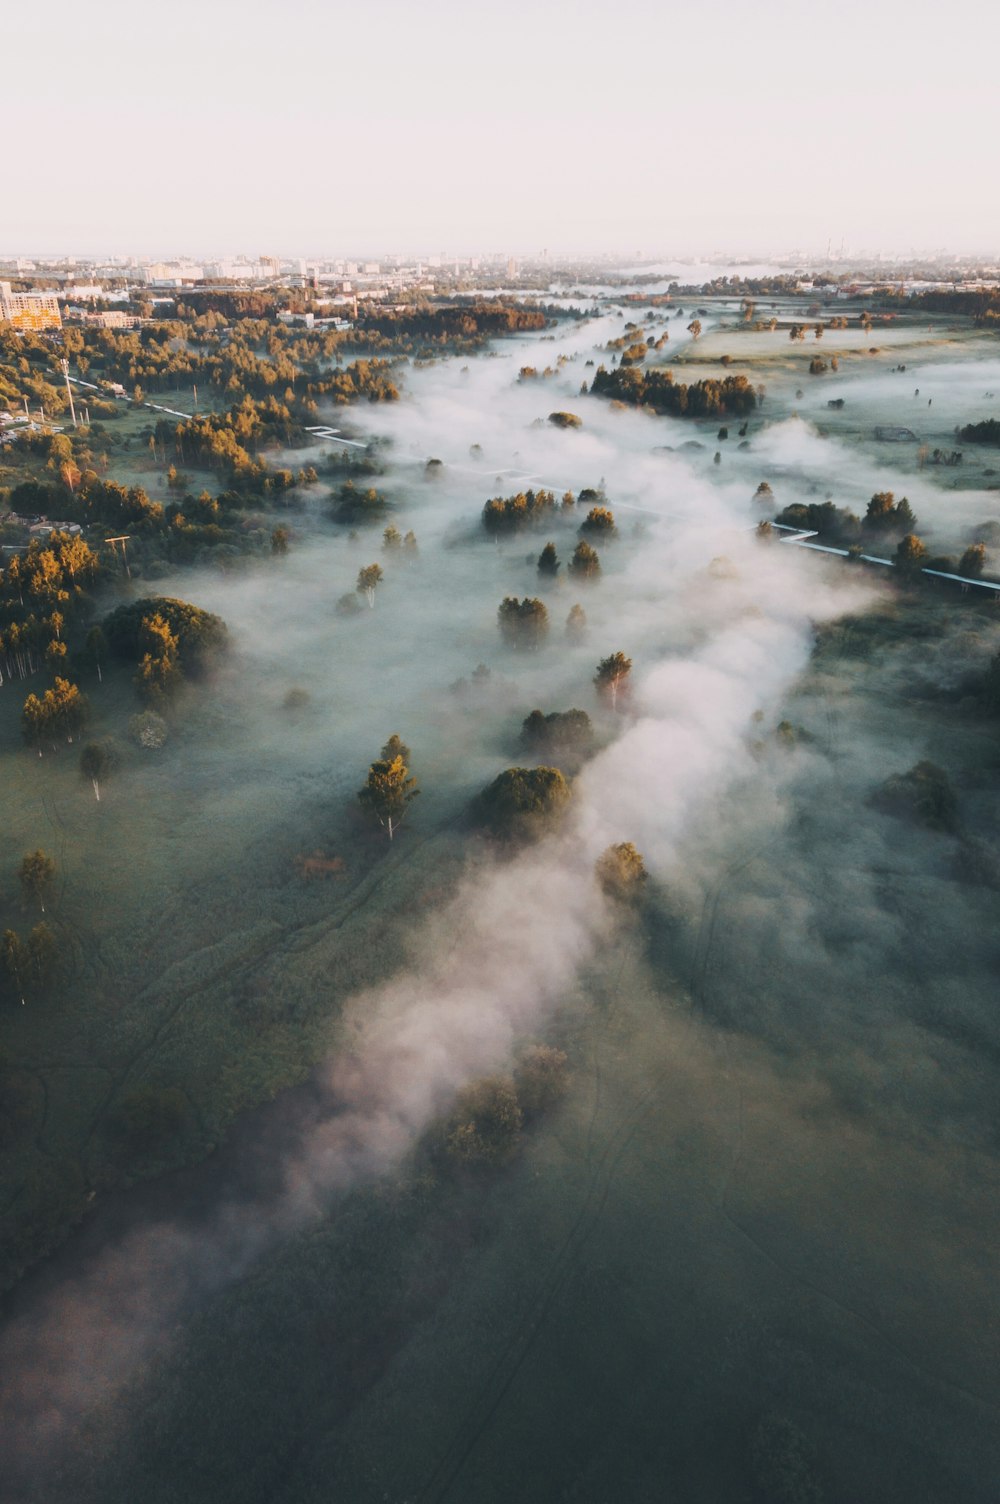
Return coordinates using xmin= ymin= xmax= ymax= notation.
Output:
xmin=128 ymin=711 xmax=168 ymax=749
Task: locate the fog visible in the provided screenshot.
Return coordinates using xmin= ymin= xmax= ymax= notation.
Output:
xmin=3 ymin=312 xmax=999 ymax=1501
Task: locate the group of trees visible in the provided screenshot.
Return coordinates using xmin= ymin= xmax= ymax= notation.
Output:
xmin=357 ymin=301 xmax=549 ymax=344
xmin=773 ymin=491 xmax=995 ymax=583
xmin=382 ymin=525 xmax=418 ymax=556
xmin=958 ymin=418 xmax=1000 ymax=446
xmin=590 ymin=365 xmax=760 ymax=418
xmin=1 ymin=923 xmax=55 ymax=1006
xmin=498 ymin=596 xmax=549 ymax=649
xmin=102 ymin=596 xmax=228 ymax=678
xmin=776 ymin=492 xmax=919 ymax=550
xmin=863 ymin=491 xmax=918 ymax=537
xmin=330 ymin=479 xmax=388 ymax=524
xmin=482 ymin=488 xmax=558 ymax=535
xmin=0 ymin=533 xmax=101 ymax=683
xmin=474 ymin=765 xmax=571 ymax=841
xmin=21 ymin=677 xmax=89 ymax=752
xmin=520 ymin=708 xmax=593 ymax=755
xmin=97 ymin=595 xmax=228 ymax=709
xmin=443 ymin=1044 xmax=569 ymax=1165
xmin=1 ymin=853 xmax=57 ymax=1006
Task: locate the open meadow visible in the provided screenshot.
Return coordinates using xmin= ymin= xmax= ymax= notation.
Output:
xmin=2 ymin=293 xmax=1000 ymax=1503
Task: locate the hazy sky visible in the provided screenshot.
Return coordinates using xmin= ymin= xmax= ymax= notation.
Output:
xmin=5 ymin=0 xmax=997 ymax=257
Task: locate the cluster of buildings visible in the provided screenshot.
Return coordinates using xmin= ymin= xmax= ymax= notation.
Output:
xmin=0 ymin=250 xmax=519 ymax=304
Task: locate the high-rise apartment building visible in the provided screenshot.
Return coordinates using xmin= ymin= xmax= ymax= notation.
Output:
xmin=0 ymin=282 xmax=62 ymax=332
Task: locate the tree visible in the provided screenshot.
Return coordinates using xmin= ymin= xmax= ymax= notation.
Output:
xmin=380 ymin=732 xmax=411 ymax=763
xmin=498 ymin=596 xmax=549 ymax=650
xmin=474 ymin=766 xmax=571 ymax=841
xmin=382 ymin=525 xmax=402 ymax=551
xmin=357 ymin=747 xmax=419 ymax=840
xmin=356 ymin=563 xmax=384 ymax=607
xmin=548 ymin=411 xmax=582 ymax=429
xmin=594 ymin=652 xmax=632 ymax=711
xmin=403 ymin=530 xmax=419 ymax=558
xmin=80 ymin=740 xmax=118 ymax=802
xmin=19 ymin=851 xmax=55 ymax=914
xmin=568 ymin=540 xmax=601 ymax=581
xmin=26 ymin=923 xmax=55 ymax=994
xmin=959 ymin=543 xmax=986 ymax=578
xmin=21 ymin=694 xmax=47 ymax=756
xmin=753 ymin=481 xmax=774 ymax=505
xmin=270 ymin=526 xmax=290 ymax=556
xmin=85 ymin=625 xmax=108 ymax=683
xmin=687 ymin=319 xmax=702 ymax=340
xmin=756 ymin=520 xmax=775 ymax=542
xmin=895 ymin=533 xmax=928 ymax=575
xmin=1 ymin=931 xmax=28 ymax=1006
xmin=566 ymin=603 xmax=587 ymax=640
xmin=135 ymin=614 xmax=182 ymax=708
xmin=579 ymin=507 xmax=616 ymax=537
xmin=595 ymin=842 xmax=647 ymax=899
xmin=537 ymin=542 xmax=560 ymax=576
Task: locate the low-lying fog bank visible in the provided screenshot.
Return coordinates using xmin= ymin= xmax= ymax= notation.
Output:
xmin=3 ymin=309 xmax=999 ymax=1503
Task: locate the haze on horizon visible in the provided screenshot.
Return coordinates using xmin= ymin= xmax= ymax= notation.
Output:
xmin=5 ymin=0 xmax=998 ymax=260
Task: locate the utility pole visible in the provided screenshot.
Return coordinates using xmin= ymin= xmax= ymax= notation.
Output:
xmin=60 ymin=358 xmax=77 ymax=428
xmin=105 ymin=535 xmax=132 ymax=578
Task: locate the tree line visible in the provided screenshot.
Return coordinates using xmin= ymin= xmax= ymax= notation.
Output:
xmin=589 ymin=365 xmax=760 ymax=418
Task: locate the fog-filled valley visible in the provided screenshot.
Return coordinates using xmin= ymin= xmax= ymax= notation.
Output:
xmin=2 ymin=294 xmax=1000 ymax=1504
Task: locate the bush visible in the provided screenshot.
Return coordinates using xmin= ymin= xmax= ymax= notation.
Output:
xmin=128 ymin=710 xmax=168 ymax=749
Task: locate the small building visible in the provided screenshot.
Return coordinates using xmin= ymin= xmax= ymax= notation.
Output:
xmin=29 ymin=520 xmax=82 ymax=539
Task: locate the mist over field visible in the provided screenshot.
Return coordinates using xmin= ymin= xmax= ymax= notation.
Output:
xmin=2 ymin=302 xmax=1000 ymax=1503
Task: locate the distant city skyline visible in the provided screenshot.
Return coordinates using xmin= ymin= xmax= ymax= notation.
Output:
xmin=6 ymin=0 xmax=997 ymax=257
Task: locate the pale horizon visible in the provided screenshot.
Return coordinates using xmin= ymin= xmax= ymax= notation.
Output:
xmin=6 ymin=0 xmax=998 ymax=259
